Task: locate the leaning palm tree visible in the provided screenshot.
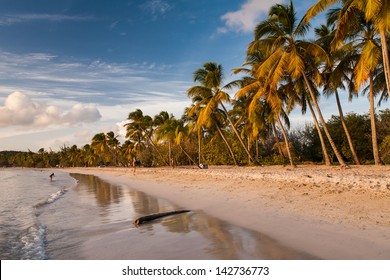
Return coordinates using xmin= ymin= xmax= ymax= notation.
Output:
xmin=249 ymin=0 xmax=347 ymax=166
xmin=232 ymin=58 xmax=292 ymax=163
xmin=188 ymin=62 xmax=259 ymax=165
xmin=234 ymin=71 xmax=296 ymax=167
xmin=301 ymin=0 xmax=390 ymax=98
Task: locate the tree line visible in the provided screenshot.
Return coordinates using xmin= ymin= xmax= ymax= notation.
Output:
xmin=1 ymin=109 xmax=389 ymax=168
xmin=1 ymin=0 xmax=389 ymax=168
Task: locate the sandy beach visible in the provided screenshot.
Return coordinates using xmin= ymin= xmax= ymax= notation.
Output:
xmin=61 ymin=165 xmax=390 ymax=260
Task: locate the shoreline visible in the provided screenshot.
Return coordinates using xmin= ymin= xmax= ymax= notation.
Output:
xmin=58 ymin=165 xmax=389 ymax=259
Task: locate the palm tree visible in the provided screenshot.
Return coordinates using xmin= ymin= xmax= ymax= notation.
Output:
xmin=120 ymin=140 xmax=135 ymax=166
xmin=125 ymin=109 xmax=151 ymax=154
xmin=91 ymin=133 xmax=111 ymax=165
xmin=349 ymin=14 xmax=384 ymax=164
xmin=106 ymin=131 xmax=122 ymax=165
xmin=125 ymin=109 xmax=168 ymax=165
xmin=286 ymin=74 xmax=332 ymax=165
xmin=315 ymin=22 xmax=361 ymax=164
xmin=249 ymin=0 xmax=347 ymax=166
xmin=154 ymin=111 xmax=178 ymax=166
xmin=301 ymin=0 xmax=390 ymax=97
xmin=187 ymin=90 xmax=239 ymax=166
xmin=174 ymin=117 xmax=199 ymax=166
xmin=232 ymin=57 xmax=295 ymax=165
xmin=184 ymin=105 xmax=203 ymax=165
xmin=234 ymin=66 xmax=296 ymax=167
xmin=188 ymin=62 xmax=259 ymax=165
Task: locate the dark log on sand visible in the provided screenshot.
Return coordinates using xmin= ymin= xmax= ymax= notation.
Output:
xmin=134 ymin=210 xmax=190 ymax=225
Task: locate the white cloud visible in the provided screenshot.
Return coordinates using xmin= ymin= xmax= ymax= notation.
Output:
xmin=220 ymin=0 xmax=281 ymax=33
xmin=0 ymin=91 xmax=101 ymax=128
xmin=0 ymin=13 xmax=95 ymax=26
xmin=140 ymin=0 xmax=173 ymax=20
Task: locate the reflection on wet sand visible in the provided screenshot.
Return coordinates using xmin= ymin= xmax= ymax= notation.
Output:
xmin=70 ymin=173 xmax=317 ymax=259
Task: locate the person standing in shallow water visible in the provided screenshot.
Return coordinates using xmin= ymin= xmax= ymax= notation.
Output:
xmin=49 ymin=173 xmax=55 ymax=181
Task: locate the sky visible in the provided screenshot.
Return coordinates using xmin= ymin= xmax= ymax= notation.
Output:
xmin=0 ymin=0 xmax=388 ymax=152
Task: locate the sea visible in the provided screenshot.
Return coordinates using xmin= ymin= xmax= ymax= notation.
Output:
xmin=0 ymin=169 xmax=316 ymax=260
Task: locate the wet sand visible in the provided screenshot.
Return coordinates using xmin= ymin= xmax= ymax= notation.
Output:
xmin=60 ymin=165 xmax=390 ymax=259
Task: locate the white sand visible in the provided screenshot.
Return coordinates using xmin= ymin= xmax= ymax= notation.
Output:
xmin=61 ymin=165 xmax=390 ymax=259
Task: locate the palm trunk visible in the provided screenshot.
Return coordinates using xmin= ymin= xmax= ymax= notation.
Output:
xmin=216 ymin=126 xmax=238 ymax=166
xmin=145 ymin=133 xmax=170 ymax=166
xmin=369 ymin=74 xmax=381 ymax=165
xmin=168 ymin=141 xmax=172 ymax=166
xmin=272 ymin=123 xmax=285 ymax=158
xmin=307 ymin=100 xmax=331 ymax=166
xmin=276 ymin=114 xmax=295 ymax=167
xmin=219 ymin=101 xmax=260 ymax=165
xmin=179 ymin=143 xmax=199 ymax=167
xmin=379 ymin=29 xmax=390 ymax=98
xmin=303 ymin=73 xmax=347 ymax=167
xmin=247 ymin=137 xmax=251 ymax=164
xmin=335 ymin=90 xmax=360 ymax=165
xmin=198 ymin=129 xmax=201 ymax=166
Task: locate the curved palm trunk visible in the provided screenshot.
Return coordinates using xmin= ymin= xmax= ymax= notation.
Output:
xmin=276 ymin=114 xmax=296 ymax=167
xmin=369 ymin=75 xmax=382 ymax=165
xmin=303 ymin=73 xmax=347 ymax=167
xmin=307 ymin=100 xmax=331 ymax=166
xmin=379 ymin=30 xmax=390 ymax=98
xmin=219 ymin=101 xmax=260 ymax=165
xmin=334 ymin=90 xmax=361 ymax=165
xmin=179 ymin=142 xmax=200 ymax=167
xmin=216 ymin=126 xmax=238 ymax=166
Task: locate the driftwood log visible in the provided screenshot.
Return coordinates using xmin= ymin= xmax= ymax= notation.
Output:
xmin=134 ymin=210 xmax=190 ymax=225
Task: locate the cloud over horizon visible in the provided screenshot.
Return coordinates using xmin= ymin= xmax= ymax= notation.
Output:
xmin=219 ymin=0 xmax=281 ymax=33
xmin=0 ymin=91 xmax=101 ymax=128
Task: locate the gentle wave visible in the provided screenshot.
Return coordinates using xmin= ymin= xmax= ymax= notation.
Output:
xmin=34 ymin=188 xmax=68 ymax=209
xmin=19 ymin=223 xmax=47 ymax=260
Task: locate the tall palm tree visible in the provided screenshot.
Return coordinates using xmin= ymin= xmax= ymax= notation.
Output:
xmin=234 ymin=69 xmax=296 ymax=167
xmin=154 ymin=111 xmax=179 ymax=165
xmin=106 ymin=131 xmax=122 ymax=165
xmin=249 ymin=0 xmax=347 ymax=166
xmin=301 ymin=0 xmax=390 ymax=97
xmin=315 ymin=22 xmax=361 ymax=165
xmin=188 ymin=62 xmax=259 ymax=165
xmin=349 ymin=14 xmax=384 ymax=164
xmin=232 ymin=58 xmax=294 ymax=164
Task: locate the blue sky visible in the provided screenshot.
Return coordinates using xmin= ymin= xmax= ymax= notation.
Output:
xmin=0 ymin=0 xmax=388 ymax=152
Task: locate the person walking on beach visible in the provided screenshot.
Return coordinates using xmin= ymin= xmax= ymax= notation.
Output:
xmin=49 ymin=173 xmax=55 ymax=181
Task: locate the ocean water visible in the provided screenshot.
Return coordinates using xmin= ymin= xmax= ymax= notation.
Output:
xmin=0 ymin=169 xmax=317 ymax=260
xmin=0 ymin=169 xmax=77 ymax=259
